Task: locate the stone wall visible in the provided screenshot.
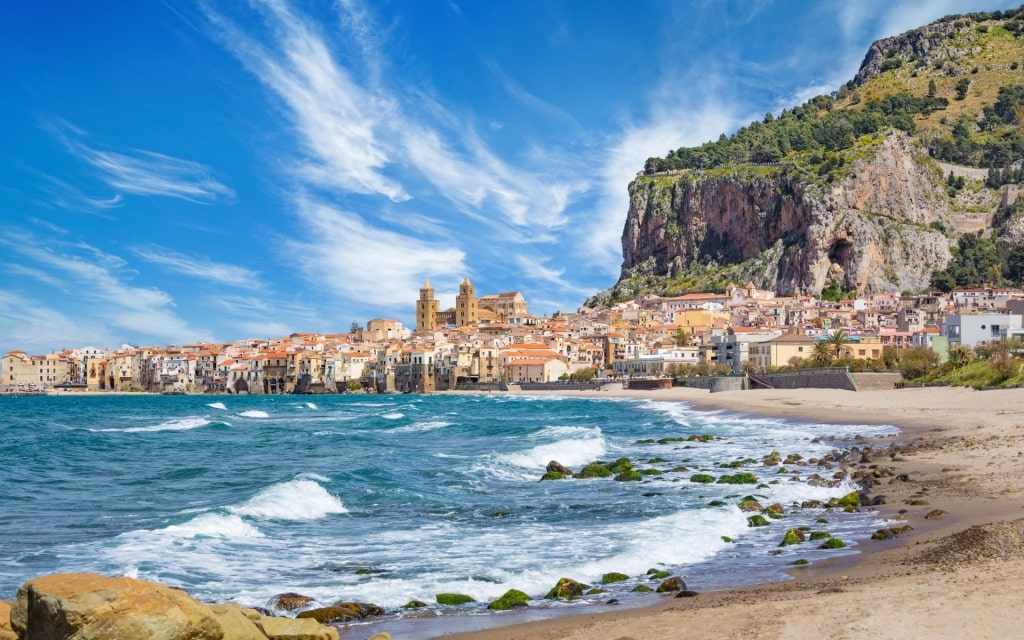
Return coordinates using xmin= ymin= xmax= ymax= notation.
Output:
xmin=755 ymin=369 xmax=856 ymax=391
xmin=851 ymin=372 xmax=904 ymax=390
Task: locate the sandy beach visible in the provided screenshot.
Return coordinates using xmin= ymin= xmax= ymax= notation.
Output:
xmin=441 ymin=385 xmax=1024 ymax=640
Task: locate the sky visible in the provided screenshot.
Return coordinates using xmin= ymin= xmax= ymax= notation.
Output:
xmin=1 ymin=0 xmax=1018 ymax=354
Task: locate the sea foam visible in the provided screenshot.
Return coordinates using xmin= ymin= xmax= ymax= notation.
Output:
xmin=238 ymin=410 xmax=270 ymax=418
xmin=206 ymin=402 xmax=228 ymax=410
xmin=498 ymin=428 xmax=606 ymax=470
xmin=94 ymin=417 xmax=213 ymax=433
xmin=227 ymin=479 xmax=347 ymax=521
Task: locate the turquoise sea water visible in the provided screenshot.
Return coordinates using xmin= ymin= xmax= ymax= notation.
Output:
xmin=0 ymin=393 xmax=897 ymax=637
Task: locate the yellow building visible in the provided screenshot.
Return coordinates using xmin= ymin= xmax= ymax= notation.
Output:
xmin=748 ymin=332 xmax=817 ymax=369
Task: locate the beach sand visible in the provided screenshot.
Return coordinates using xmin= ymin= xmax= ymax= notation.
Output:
xmin=439 ymin=385 xmax=1024 ymax=640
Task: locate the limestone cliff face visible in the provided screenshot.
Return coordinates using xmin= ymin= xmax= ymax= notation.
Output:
xmin=618 ymin=132 xmax=952 ymax=296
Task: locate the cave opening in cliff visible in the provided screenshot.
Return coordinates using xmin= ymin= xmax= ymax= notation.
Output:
xmin=828 ymin=239 xmax=854 ymax=268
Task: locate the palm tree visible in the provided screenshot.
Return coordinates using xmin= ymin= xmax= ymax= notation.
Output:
xmin=811 ymin=341 xmax=835 ymax=366
xmin=826 ymin=329 xmax=852 ymax=363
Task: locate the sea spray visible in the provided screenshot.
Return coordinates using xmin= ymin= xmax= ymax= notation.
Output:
xmin=0 ymin=393 xmax=898 ymax=615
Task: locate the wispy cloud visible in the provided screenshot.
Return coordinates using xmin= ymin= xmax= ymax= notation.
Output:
xmin=285 ymin=196 xmax=467 ymax=309
xmin=0 ymin=230 xmax=210 ymax=345
xmin=130 ymin=244 xmax=263 ymax=290
xmin=201 ymin=0 xmax=407 ymax=202
xmin=48 ymin=120 xmax=234 ymax=204
xmin=484 ymin=58 xmax=576 ymax=124
xmin=0 ymin=291 xmax=115 ymax=354
xmin=203 ymin=0 xmax=584 ymax=231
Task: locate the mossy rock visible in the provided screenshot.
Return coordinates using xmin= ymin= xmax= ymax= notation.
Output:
xmin=402 ymin=600 xmax=428 ymax=609
xmin=747 ymin=515 xmax=770 ymax=527
xmin=820 ymin=537 xmax=847 ymax=549
xmin=717 ymin=472 xmax=757 ymax=485
xmin=765 ymin=503 xmax=784 ymax=515
xmin=585 ymin=587 xmax=608 ymax=595
xmin=763 ymin=450 xmax=781 ymax=465
xmin=639 ymin=468 xmax=664 ymax=476
xmin=487 ymin=589 xmax=530 ymax=611
xmin=631 ymin=584 xmax=654 ymax=593
xmin=577 ymin=463 xmax=613 ymax=478
xmin=635 ymin=438 xmax=657 ymax=444
xmin=831 ymin=492 xmax=861 ymax=509
xmin=707 ymin=500 xmax=727 ymax=507
xmin=924 ymin=509 xmax=947 ymax=519
xmin=607 ymin=458 xmax=633 ymax=473
xmin=722 ymin=535 xmax=734 ymax=543
xmin=890 ymin=525 xmax=914 ymax=535
xmin=540 ymin=471 xmax=567 ymax=481
xmin=690 ymin=473 xmax=716 ymax=484
xmin=648 ymin=457 xmax=669 ymax=463
xmin=647 ymin=570 xmax=670 ymax=580
xmin=687 ymin=434 xmax=715 ymax=442
xmin=779 ymin=528 xmax=806 ymax=546
xmin=601 ymin=572 xmax=630 ymax=584
xmin=614 ymin=469 xmax=643 ymax=482
xmin=816 ymin=517 xmax=829 ymax=524
xmin=297 ymin=607 xmax=359 ymax=624
xmin=436 ymin=593 xmax=475 ymax=606
xmin=790 ymin=559 xmax=810 ymax=566
xmin=808 ymin=531 xmax=831 ymax=541
xmin=657 ymin=437 xmax=689 ymax=444
xmin=777 ymin=467 xmax=790 ymax=474
xmin=738 ymin=500 xmax=763 ymax=512
xmin=546 ymin=578 xmax=584 ymax=600
xmin=871 ymin=529 xmax=893 ymax=540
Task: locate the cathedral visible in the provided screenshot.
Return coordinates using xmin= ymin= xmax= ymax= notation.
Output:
xmin=416 ymin=278 xmax=527 ymax=333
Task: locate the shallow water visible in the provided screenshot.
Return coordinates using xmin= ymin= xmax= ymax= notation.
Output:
xmin=0 ymin=393 xmax=897 ymax=636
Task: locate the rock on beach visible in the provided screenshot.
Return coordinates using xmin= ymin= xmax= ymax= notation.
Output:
xmin=8 ymin=573 xmax=339 ymax=640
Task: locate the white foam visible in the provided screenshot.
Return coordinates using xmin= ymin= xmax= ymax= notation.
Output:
xmin=227 ymin=479 xmax=347 ymax=521
xmin=306 ymin=402 xmax=318 ymax=410
xmin=206 ymin=402 xmax=228 ymax=410
xmin=238 ymin=410 xmax=269 ymax=418
xmin=94 ymin=417 xmax=213 ymax=433
xmin=381 ymin=412 xmax=404 ymax=420
xmin=121 ymin=513 xmax=265 ymax=544
xmin=498 ymin=430 xmax=607 ymax=470
xmin=390 ymin=420 xmax=451 ymax=433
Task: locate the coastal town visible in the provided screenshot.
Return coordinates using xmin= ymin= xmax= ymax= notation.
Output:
xmin=3 ymin=278 xmax=1024 ymax=396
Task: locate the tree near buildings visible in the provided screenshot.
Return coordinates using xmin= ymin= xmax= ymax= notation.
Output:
xmin=826 ymin=329 xmax=852 ymax=362
xmin=811 ymin=341 xmax=836 ymax=366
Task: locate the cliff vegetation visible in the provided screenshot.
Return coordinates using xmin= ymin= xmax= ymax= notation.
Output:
xmin=593 ymin=6 xmax=1024 ymax=306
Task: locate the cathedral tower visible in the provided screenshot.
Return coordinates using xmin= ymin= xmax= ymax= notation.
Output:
xmin=455 ymin=277 xmax=479 ymax=327
xmin=416 ymin=280 xmax=439 ymax=333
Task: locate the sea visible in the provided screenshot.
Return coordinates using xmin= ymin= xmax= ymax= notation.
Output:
xmin=0 ymin=393 xmax=898 ymax=638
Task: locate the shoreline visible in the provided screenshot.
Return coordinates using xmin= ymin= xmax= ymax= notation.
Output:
xmin=432 ymin=385 xmax=1024 ymax=639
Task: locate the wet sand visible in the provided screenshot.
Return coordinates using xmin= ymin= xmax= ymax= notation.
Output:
xmin=437 ymin=385 xmax=1024 ymax=639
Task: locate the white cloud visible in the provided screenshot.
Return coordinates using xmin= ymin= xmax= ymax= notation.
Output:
xmin=56 ymin=129 xmax=234 ymax=204
xmin=204 ymin=0 xmax=584 ymax=238
xmin=0 ymin=291 xmax=114 ymax=355
xmin=130 ymin=245 xmax=263 ymax=290
xmin=285 ymin=197 xmax=467 ymax=309
xmin=202 ymin=0 xmax=408 ymax=202
xmin=0 ymin=231 xmax=210 ymax=346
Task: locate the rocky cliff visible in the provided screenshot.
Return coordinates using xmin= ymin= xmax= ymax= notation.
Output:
xmin=592 ymin=7 xmax=1024 ymax=305
xmin=615 ymin=132 xmax=952 ymax=299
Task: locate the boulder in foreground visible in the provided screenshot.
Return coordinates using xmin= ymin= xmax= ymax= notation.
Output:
xmin=9 ymin=573 xmax=340 ymax=640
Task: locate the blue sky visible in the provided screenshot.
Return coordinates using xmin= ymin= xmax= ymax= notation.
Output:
xmin=1 ymin=0 xmax=1016 ymax=354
